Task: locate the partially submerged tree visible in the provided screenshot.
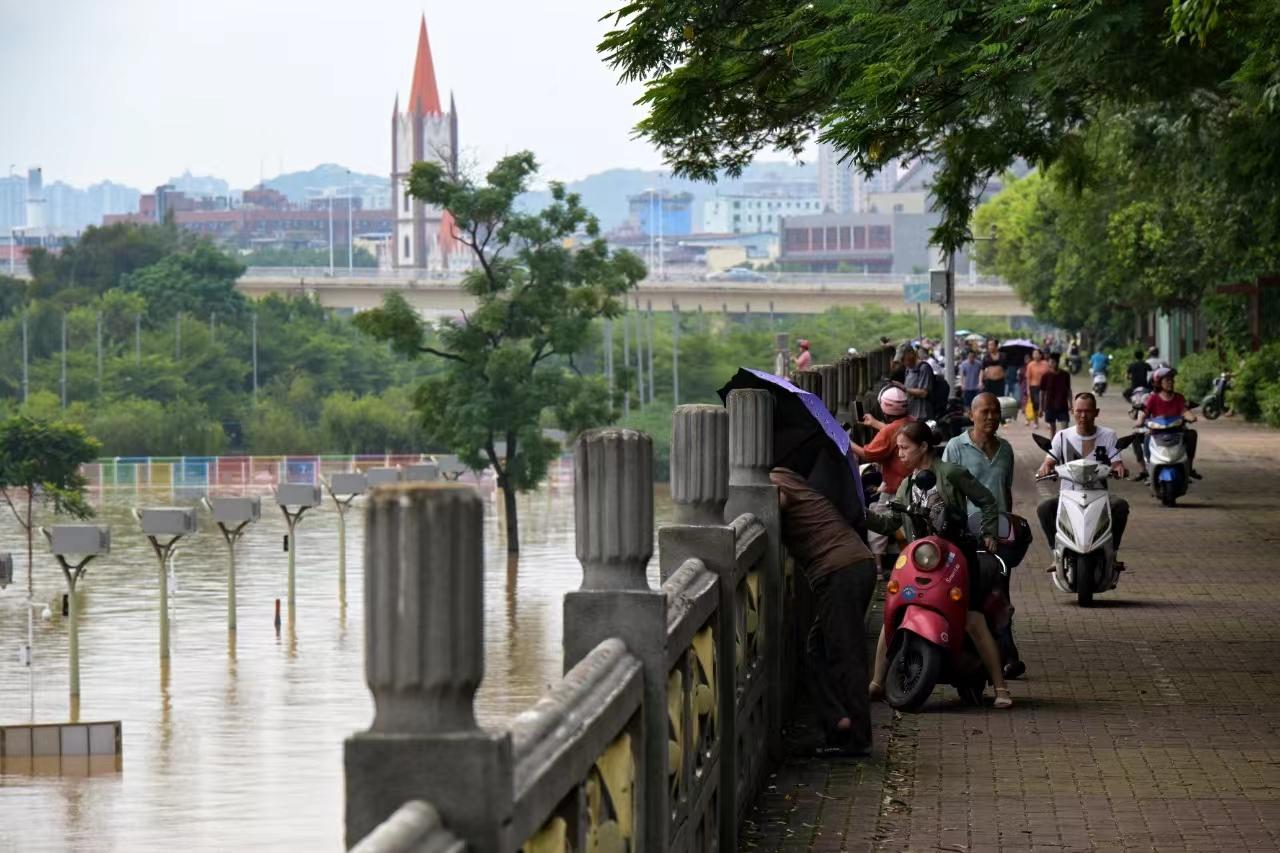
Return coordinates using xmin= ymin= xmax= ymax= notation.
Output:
xmin=0 ymin=416 xmax=101 ymax=594
xmin=355 ymin=152 xmax=645 ymax=551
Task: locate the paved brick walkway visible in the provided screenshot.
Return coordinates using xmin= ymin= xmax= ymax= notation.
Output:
xmin=742 ymin=415 xmax=1280 ymax=852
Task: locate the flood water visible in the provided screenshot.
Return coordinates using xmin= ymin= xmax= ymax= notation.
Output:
xmin=0 ymin=470 xmax=671 ymax=851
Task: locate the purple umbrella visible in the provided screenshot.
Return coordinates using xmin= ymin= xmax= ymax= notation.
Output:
xmin=717 ymin=367 xmax=865 ymax=510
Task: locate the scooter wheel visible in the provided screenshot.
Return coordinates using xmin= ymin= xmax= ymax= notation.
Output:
xmin=885 ymin=633 xmax=944 ymax=712
xmin=1202 ymin=400 xmax=1222 ymax=420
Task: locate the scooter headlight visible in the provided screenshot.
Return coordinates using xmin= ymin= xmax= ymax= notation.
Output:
xmin=912 ymin=541 xmax=942 ymax=571
xmin=1057 ymin=513 xmax=1075 ymax=542
xmin=1092 ymin=513 xmax=1111 ymax=545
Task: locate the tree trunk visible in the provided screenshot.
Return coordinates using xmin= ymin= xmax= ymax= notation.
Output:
xmin=501 ymin=481 xmax=520 ymax=554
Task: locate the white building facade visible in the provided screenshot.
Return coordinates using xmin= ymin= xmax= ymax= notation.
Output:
xmin=702 ymin=194 xmax=823 ymax=234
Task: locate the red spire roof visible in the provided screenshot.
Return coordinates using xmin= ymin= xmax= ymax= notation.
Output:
xmin=407 ymin=15 xmax=443 ymax=116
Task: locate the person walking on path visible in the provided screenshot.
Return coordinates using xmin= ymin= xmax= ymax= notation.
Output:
xmin=981 ymin=339 xmax=1007 ymax=398
xmin=1025 ymin=348 xmax=1052 ymax=428
xmin=769 ymin=466 xmax=879 ymax=755
xmin=868 ymin=421 xmax=1014 ymax=709
xmin=1039 ymin=353 xmax=1073 ymax=437
xmin=942 ymin=392 xmax=1031 ymax=679
xmin=794 ymin=339 xmax=813 ymax=372
xmin=959 ymin=350 xmax=984 ymax=410
xmin=902 ymin=347 xmax=935 ymax=421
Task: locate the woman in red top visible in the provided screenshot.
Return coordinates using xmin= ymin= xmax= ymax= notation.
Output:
xmin=1137 ymin=368 xmax=1201 ymax=479
xmin=850 ymin=385 xmax=914 ymax=577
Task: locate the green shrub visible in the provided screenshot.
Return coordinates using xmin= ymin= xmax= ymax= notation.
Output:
xmin=1232 ymin=342 xmax=1280 ymax=422
xmin=85 ymin=397 xmax=226 ymax=456
xmin=1172 ymin=350 xmax=1228 ymax=401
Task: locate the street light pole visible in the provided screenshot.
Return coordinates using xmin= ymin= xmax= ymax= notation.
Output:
xmin=347 ymin=173 xmax=354 ymax=273
xmin=328 ymin=194 xmax=335 ymax=276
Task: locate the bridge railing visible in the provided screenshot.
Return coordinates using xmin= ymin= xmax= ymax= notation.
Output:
xmin=239 ymin=265 xmax=1010 ymax=290
xmin=344 ymin=363 xmax=888 ymax=850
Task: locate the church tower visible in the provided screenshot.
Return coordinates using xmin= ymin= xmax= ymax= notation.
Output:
xmin=392 ymin=16 xmax=459 ymax=270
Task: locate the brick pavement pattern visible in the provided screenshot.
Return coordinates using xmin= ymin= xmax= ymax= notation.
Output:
xmin=741 ymin=416 xmax=1280 ymax=852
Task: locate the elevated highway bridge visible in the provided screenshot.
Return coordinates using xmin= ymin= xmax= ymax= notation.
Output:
xmin=232 ymin=267 xmax=1032 ymax=318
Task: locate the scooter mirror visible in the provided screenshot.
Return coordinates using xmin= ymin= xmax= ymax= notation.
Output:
xmin=1032 ymin=433 xmax=1053 ymax=453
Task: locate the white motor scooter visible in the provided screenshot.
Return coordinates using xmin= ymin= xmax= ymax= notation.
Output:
xmin=1032 ymin=432 xmax=1134 ymax=607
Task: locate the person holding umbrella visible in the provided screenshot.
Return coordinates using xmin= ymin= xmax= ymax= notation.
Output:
xmin=718 ymin=368 xmax=877 ymax=753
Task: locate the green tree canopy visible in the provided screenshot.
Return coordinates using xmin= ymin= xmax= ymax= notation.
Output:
xmin=354 ymin=152 xmax=645 ymax=552
xmin=121 ymin=242 xmax=247 ymax=321
xmin=600 ymin=0 xmax=1277 ymax=254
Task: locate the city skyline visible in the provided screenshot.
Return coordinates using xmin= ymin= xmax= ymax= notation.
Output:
xmin=0 ymin=1 xmax=685 ymax=192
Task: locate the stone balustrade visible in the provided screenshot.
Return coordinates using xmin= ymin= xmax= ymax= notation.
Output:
xmin=344 ymin=367 xmax=882 ymax=851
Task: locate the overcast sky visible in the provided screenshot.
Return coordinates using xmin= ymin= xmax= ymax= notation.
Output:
xmin=0 ymin=0 xmax=677 ymax=190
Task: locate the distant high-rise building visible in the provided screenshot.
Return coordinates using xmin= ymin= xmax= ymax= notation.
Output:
xmin=0 ymin=175 xmax=24 ymax=232
xmin=817 ymin=142 xmax=907 ymax=214
xmin=391 ymin=15 xmax=460 ymax=270
xmin=24 ymin=168 xmax=47 ymax=236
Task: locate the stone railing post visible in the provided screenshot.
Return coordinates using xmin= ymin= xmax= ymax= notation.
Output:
xmin=671 ymin=404 xmax=728 ymax=526
xmin=794 ymin=368 xmax=819 ymax=397
xmin=724 ymin=390 xmax=785 ymax=762
xmin=816 ymin=363 xmax=838 ymax=415
xmin=835 ymin=356 xmax=853 ymax=425
xmin=345 ymin=484 xmax=513 ymax=850
xmin=563 ymin=428 xmax=666 ymax=850
xmin=659 ymin=404 xmax=738 ymax=850
xmin=774 ymin=332 xmax=790 ymax=379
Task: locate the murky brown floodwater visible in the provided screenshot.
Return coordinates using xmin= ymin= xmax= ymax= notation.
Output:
xmin=0 ymin=472 xmax=671 ymax=852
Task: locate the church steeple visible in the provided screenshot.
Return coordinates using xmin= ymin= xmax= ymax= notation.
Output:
xmin=408 ymin=15 xmax=443 ymax=116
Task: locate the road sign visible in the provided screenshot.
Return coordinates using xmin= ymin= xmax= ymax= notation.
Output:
xmin=903 ymin=280 xmax=930 ymax=304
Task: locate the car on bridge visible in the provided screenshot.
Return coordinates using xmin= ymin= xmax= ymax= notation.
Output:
xmin=704 ymin=267 xmax=769 ymax=283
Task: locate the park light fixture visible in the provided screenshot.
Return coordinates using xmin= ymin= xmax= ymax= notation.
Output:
xmin=435 ymin=454 xmax=469 ymax=481
xmin=133 ymin=508 xmax=198 ymax=661
xmin=275 ymin=484 xmax=321 ymax=622
xmin=323 ymin=473 xmax=367 ymax=605
xmin=201 ymin=496 xmax=262 ymax=634
xmin=42 ymin=524 xmax=111 ymax=703
xmin=404 ymin=462 xmax=440 ymax=482
xmin=365 ymin=467 xmax=403 ymax=487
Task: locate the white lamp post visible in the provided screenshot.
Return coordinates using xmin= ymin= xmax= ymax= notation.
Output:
xmin=275 ymin=484 xmax=321 ymax=620
xmin=323 ymin=473 xmax=366 ymax=604
xmin=41 ymin=525 xmax=110 ymax=705
xmin=134 ymin=508 xmax=198 ymax=660
xmin=201 ymin=497 xmax=261 ymax=632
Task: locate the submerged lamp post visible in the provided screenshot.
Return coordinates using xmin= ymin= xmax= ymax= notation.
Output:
xmin=201 ymin=497 xmax=261 ymax=632
xmin=322 ymin=473 xmax=366 ymax=604
xmin=41 ymin=525 xmax=110 ymax=701
xmin=134 ymin=508 xmax=198 ymax=660
xmin=275 ymin=483 xmax=321 ymax=620
xmin=365 ymin=466 xmax=402 ymax=488
xmin=403 ymin=461 xmax=440 ymax=482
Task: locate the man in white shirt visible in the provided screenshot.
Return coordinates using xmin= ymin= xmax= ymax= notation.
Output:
xmin=1034 ymin=392 xmax=1129 ymax=569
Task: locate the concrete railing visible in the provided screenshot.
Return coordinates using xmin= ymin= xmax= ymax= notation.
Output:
xmin=343 ymin=370 xmax=886 ymax=850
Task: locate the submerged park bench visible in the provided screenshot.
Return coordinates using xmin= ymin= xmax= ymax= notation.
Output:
xmin=343 ymin=349 xmax=890 ymax=852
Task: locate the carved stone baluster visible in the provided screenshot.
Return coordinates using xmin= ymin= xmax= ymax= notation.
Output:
xmin=671 ymin=404 xmax=729 ymax=527
xmin=563 ymin=427 xmax=666 ymax=850
xmin=345 ymin=483 xmax=513 ymax=850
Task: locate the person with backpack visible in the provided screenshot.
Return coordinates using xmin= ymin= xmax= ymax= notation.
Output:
xmin=902 ymin=346 xmax=935 ymax=421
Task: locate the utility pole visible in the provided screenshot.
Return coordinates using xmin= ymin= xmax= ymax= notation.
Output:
xmin=175 ymin=312 xmax=182 ymax=359
xmin=672 ymin=301 xmax=680 ymax=406
xmin=634 ymin=297 xmax=645 ymax=406
xmin=135 ymin=314 xmax=142 ymax=366
xmin=60 ymin=313 xmax=67 ymax=409
xmin=96 ymin=311 xmax=103 ymax=396
xmin=646 ymin=300 xmax=655 ymax=402
xmin=622 ymin=308 xmax=631 ymax=418
xmin=328 ymin=194 xmax=335 ymax=276
xmin=603 ymin=319 xmax=614 ymax=403
xmin=251 ymin=313 xmax=259 ymax=405
xmin=21 ymin=312 xmax=28 ymax=404
xmin=347 ymin=175 xmax=354 ymax=273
